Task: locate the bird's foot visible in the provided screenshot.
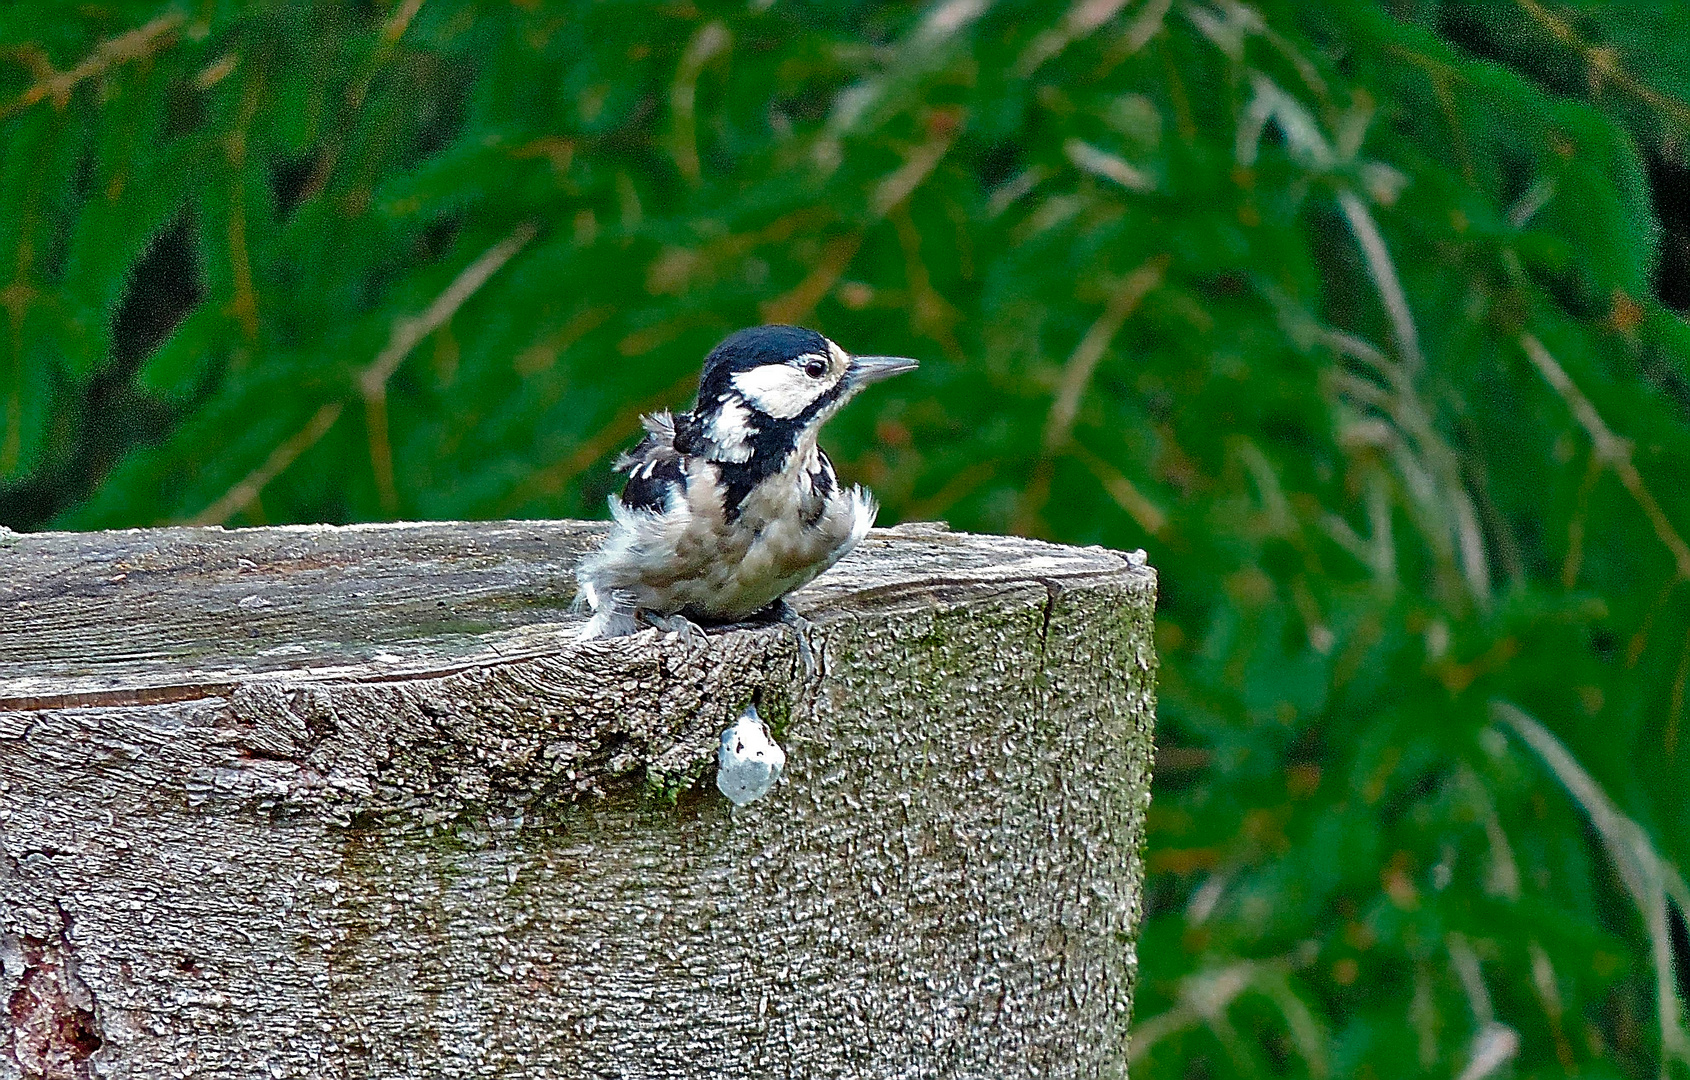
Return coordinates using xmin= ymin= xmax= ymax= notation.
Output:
xmin=767 ymin=598 xmax=817 ymax=678
xmin=641 ymin=610 xmax=708 ymax=645
xmin=638 ymin=603 xmax=815 ymax=675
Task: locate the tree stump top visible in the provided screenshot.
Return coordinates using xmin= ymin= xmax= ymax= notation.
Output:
xmin=0 ymin=519 xmax=1138 ymax=711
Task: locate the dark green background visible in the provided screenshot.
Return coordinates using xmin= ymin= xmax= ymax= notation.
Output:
xmin=3 ymin=1 xmax=1688 ymax=1075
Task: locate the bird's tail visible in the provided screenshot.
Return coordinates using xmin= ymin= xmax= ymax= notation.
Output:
xmin=577 ymin=606 xmax=641 ymax=640
xmin=573 ymin=577 xmax=642 ymax=641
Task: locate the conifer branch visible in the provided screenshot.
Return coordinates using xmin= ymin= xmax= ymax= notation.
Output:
xmin=763 ymin=110 xmax=962 ymax=326
xmin=187 ymin=224 xmax=538 ymax=524
xmin=381 ymin=0 xmax=428 ymax=45
xmin=903 ymin=459 xmax=997 ymax=523
xmin=295 ymin=0 xmax=430 ymax=206
xmin=500 ymin=370 xmax=699 ymax=513
xmin=1669 ymin=632 xmax=1690 ymax=756
xmin=871 ymin=119 xmax=961 ymax=216
xmin=1494 ymin=701 xmax=1690 ymax=1068
xmin=759 ymin=232 xmax=863 ymax=325
xmin=359 ymin=223 xmax=537 ymax=513
xmin=887 ymin=204 xmax=963 ymax=358
xmin=667 ymin=21 xmax=731 ymax=184
xmin=1071 ymin=441 xmax=1167 ymax=536
xmin=1042 ymin=254 xmax=1167 ymax=456
xmin=1514 ymin=0 xmax=1690 ymax=130
xmin=1628 ymin=582 xmax=1680 ymax=675
xmin=1014 ymin=0 xmax=1133 ymax=76
xmin=360 ymin=224 xmax=539 ymax=398
xmin=0 ymin=14 xmax=186 ymax=119
xmin=1520 ymin=333 xmax=1690 ymax=582
xmin=1560 ymin=451 xmax=1603 ymax=588
xmin=1335 ymin=189 xmax=1492 ymax=605
xmin=226 ymin=77 xmax=265 ymax=343
xmin=187 ymin=403 xmax=345 ymax=526
xmin=1011 ymin=254 xmax=1165 ymax=537
xmin=1335 ymin=188 xmax=1423 ymax=376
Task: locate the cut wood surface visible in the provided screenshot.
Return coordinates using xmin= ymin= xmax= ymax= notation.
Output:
xmin=0 ymin=519 xmax=1157 ymax=1079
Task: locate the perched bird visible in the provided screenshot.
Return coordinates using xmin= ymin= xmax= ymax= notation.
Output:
xmin=576 ymin=325 xmax=917 ymax=645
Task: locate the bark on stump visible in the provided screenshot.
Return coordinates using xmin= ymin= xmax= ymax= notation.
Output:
xmin=0 ymin=520 xmax=1157 ymax=1079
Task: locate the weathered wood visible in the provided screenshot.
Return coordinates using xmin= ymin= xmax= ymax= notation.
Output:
xmin=0 ymin=519 xmax=1157 ymax=1079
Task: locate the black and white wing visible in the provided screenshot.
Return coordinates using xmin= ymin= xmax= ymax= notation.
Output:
xmin=613 ymin=411 xmax=689 ymax=513
xmin=577 ymin=410 xmax=694 ymax=639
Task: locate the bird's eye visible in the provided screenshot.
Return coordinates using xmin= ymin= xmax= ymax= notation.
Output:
xmin=804 ymin=358 xmax=828 ymax=379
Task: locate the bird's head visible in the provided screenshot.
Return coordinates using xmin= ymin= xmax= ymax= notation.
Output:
xmin=687 ymin=325 xmax=917 ymax=463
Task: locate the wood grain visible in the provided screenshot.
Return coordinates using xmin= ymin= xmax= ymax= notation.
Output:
xmin=0 ymin=519 xmax=1156 ymax=1079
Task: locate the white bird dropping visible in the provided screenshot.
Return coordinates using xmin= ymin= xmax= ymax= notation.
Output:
xmin=716 ymin=704 xmax=785 ymax=806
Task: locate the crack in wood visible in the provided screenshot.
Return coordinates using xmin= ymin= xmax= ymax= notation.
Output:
xmin=0 ymin=683 xmax=237 ymax=715
xmin=5 ymin=903 xmax=102 ymax=1080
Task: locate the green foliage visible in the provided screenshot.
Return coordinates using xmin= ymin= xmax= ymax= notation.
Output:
xmin=3 ymin=0 xmax=1689 ymax=1074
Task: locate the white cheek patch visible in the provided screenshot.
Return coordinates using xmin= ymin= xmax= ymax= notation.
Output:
xmin=731 ymin=364 xmax=828 ymax=420
xmin=704 ymin=397 xmax=758 ymax=462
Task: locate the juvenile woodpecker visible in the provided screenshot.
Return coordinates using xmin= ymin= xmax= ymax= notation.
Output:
xmin=576 ymin=325 xmax=917 ymax=642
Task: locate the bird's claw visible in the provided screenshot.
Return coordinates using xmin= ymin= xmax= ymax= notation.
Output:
xmin=641 ymin=610 xmax=707 ymax=645
xmin=638 ymin=603 xmax=816 ymax=677
xmin=771 ymin=599 xmax=817 ymax=679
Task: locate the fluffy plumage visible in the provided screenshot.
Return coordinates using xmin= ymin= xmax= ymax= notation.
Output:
xmin=576 ymin=325 xmax=916 ymax=640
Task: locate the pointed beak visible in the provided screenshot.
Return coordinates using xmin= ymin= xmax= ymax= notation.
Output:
xmin=845 ymin=354 xmax=919 ymax=389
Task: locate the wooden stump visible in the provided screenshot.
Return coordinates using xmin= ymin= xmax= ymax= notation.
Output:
xmin=0 ymin=520 xmax=1157 ymax=1079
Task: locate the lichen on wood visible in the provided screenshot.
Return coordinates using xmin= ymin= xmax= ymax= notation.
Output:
xmin=0 ymin=519 xmax=1156 ymax=1078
